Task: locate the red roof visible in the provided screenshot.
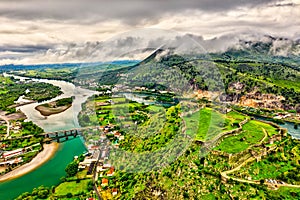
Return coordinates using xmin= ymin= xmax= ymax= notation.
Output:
xmin=107 ymin=167 xmax=115 ymax=175
xmin=102 ymin=178 xmax=109 ymax=184
xmin=114 ymin=132 xmax=121 ymax=137
xmin=90 ymin=146 xmax=99 ymax=150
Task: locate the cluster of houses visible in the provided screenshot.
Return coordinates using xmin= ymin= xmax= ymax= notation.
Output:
xmin=79 ymin=146 xmax=119 ymax=198
xmin=274 ymin=113 xmax=292 ymax=119
xmin=274 ymin=112 xmax=300 ymax=121
xmin=113 ymin=84 xmax=171 ymax=94
xmin=0 ymin=121 xmax=22 ymax=137
xmin=0 ymin=143 xmax=41 ymax=169
xmin=98 ymin=166 xmax=118 ymax=197
xmin=79 ymin=124 xmax=124 ymax=198
xmin=75 ymin=79 xmax=99 ymax=88
xmin=10 ymin=121 xmax=22 ymax=134
xmin=1 ymin=148 xmax=25 ymax=160
xmin=0 ymin=157 xmax=23 ymax=167
xmin=99 ymin=127 xmax=125 ymax=149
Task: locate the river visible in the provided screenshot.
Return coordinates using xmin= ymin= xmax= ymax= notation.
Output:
xmin=255 ymin=116 xmax=300 ymax=139
xmin=5 ymin=74 xmax=97 ymax=132
xmin=0 ymin=75 xmax=96 ymax=199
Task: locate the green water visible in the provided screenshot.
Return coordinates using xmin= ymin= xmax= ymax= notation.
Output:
xmin=0 ymin=138 xmax=86 ymax=200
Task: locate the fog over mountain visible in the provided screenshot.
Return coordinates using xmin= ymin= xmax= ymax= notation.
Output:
xmin=0 ymin=0 xmax=299 ymax=64
xmin=1 ymin=32 xmax=299 ymax=65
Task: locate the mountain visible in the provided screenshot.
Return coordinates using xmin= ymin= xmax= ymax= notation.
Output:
xmin=234 ymin=35 xmax=300 ymax=57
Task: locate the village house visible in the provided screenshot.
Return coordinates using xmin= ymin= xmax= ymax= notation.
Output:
xmin=103 ymin=163 xmax=111 ymax=169
xmin=0 ymin=157 xmax=23 ymax=166
xmin=118 ymin=116 xmax=126 ymax=120
xmin=78 ymin=158 xmax=97 ymax=169
xmin=113 ymin=131 xmax=121 ymax=138
xmin=112 ymin=188 xmax=118 ymax=196
xmin=114 ymin=143 xmax=120 ymax=148
xmin=2 ymin=148 xmax=24 ymax=160
xmin=88 ymin=145 xmax=99 ymax=151
xmin=101 ymin=178 xmax=109 ymax=187
xmin=119 ymin=135 xmax=125 ymax=140
xmin=106 ymin=167 xmax=115 ymax=176
xmin=100 ymin=134 xmax=106 ymax=139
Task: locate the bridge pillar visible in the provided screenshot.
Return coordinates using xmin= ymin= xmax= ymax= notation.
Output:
xmin=57 ymin=138 xmax=60 ymax=142
xmin=66 ymin=136 xmax=68 ymax=140
xmin=74 ymin=130 xmax=77 ymax=138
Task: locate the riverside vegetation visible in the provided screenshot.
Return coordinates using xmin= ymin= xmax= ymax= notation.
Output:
xmin=0 ymin=75 xmax=62 ymax=177
xmin=35 ymin=97 xmax=73 ymax=117
xmin=7 ymin=48 xmax=300 ymax=199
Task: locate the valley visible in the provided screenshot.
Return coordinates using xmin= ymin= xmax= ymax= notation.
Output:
xmin=0 ymin=47 xmax=299 ymax=199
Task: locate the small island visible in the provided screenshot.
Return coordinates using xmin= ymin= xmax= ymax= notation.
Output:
xmin=35 ymin=97 xmax=74 ymax=117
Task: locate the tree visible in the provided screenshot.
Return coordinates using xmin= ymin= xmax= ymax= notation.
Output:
xmin=183 ymin=192 xmax=189 ymax=199
xmin=87 ymin=180 xmax=94 ymax=191
xmin=65 ymin=161 xmax=78 ymax=177
xmin=37 ymin=189 xmax=49 ymax=199
xmin=66 ymin=193 xmax=73 ymax=198
xmin=78 ymin=154 xmax=85 ymax=162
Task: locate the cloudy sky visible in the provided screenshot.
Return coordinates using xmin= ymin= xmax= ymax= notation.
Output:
xmin=0 ymin=0 xmax=299 ymax=64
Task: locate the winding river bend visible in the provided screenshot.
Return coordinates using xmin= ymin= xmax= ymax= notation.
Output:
xmin=0 ymin=75 xmax=96 ymax=200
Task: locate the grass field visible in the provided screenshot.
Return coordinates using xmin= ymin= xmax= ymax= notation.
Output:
xmin=272 ymin=79 xmax=300 ymax=92
xmin=0 ymin=76 xmax=13 ymax=85
xmin=54 ymin=179 xmax=90 ymax=196
xmin=257 ymin=121 xmax=279 ymax=136
xmin=184 ymin=108 xmax=247 ymax=141
xmin=226 ymin=111 xmax=247 ymax=123
xmin=215 ymin=120 xmax=277 ymax=154
xmin=94 ymin=95 xmax=154 ymax=126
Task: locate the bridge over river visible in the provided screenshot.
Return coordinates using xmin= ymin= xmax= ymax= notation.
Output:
xmin=0 ymin=126 xmax=101 ymax=143
xmin=41 ymin=126 xmax=101 ymax=142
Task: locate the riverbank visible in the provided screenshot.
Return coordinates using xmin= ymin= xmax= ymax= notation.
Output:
xmin=0 ymin=142 xmax=59 ymax=182
xmin=35 ymin=104 xmax=72 ymax=117
xmin=35 ymin=97 xmax=73 ymax=117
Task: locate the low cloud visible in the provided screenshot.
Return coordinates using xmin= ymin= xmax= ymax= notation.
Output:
xmin=0 ymin=0 xmax=277 ymax=23
xmin=0 ymin=0 xmax=299 ymax=64
xmin=0 ymin=45 xmax=52 ymax=53
xmin=1 ymin=31 xmax=299 ymax=65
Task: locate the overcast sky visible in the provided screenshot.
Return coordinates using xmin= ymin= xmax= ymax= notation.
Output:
xmin=0 ymin=0 xmax=299 ymax=64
